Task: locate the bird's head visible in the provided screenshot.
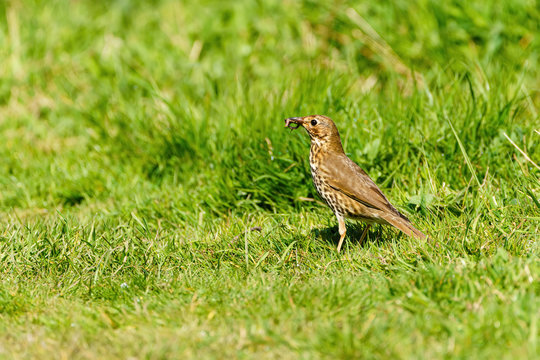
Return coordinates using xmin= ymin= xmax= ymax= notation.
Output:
xmin=284 ymin=115 xmax=344 ymax=151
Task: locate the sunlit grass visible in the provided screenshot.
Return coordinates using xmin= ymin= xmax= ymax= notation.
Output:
xmin=0 ymin=0 xmax=538 ymax=358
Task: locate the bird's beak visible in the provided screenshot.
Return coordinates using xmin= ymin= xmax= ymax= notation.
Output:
xmin=284 ymin=117 xmax=305 ymax=130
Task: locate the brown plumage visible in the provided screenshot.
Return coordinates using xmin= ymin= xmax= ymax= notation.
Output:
xmin=285 ymin=114 xmax=426 ymax=252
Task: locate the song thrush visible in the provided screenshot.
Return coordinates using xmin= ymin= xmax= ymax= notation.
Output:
xmin=285 ymin=115 xmax=426 ymax=252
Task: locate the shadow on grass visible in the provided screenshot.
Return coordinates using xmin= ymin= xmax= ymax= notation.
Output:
xmin=311 ymin=222 xmax=399 ymax=248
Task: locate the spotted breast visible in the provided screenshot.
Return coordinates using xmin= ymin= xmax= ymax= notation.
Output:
xmin=310 ymin=143 xmax=343 ymax=216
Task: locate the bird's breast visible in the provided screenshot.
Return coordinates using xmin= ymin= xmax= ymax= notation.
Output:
xmin=308 ymin=145 xmax=386 ymax=223
xmin=309 ymin=145 xmax=338 ymax=213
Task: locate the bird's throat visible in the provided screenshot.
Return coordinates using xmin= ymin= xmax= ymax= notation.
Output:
xmin=310 ymin=135 xmax=344 ymax=156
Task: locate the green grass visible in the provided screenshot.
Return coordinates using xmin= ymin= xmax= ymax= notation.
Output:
xmin=1 ymin=0 xmax=539 ymax=358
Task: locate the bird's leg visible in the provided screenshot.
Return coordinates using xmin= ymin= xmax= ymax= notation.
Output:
xmin=359 ymin=224 xmax=371 ymax=245
xmin=336 ymin=215 xmax=346 ymax=253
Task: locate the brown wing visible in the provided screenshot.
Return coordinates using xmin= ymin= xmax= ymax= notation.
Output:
xmin=320 ymin=152 xmax=426 ymax=239
xmin=320 ymin=152 xmax=398 ymax=214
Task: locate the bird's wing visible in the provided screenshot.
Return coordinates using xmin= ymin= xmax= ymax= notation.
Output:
xmin=320 ymin=152 xmax=426 ymax=239
xmin=321 ymin=152 xmax=399 ymax=214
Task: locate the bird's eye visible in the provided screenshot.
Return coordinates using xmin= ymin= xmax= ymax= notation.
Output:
xmin=311 ymin=119 xmax=317 ymax=126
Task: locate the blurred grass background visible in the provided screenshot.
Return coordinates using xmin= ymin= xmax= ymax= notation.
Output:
xmin=0 ymin=0 xmax=538 ymax=358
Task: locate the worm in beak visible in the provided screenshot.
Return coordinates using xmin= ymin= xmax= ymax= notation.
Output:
xmin=284 ymin=117 xmax=304 ymax=130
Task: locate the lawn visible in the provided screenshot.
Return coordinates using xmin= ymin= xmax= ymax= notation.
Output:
xmin=0 ymin=0 xmax=538 ymax=358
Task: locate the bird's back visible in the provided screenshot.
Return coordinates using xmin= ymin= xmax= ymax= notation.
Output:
xmin=317 ymin=151 xmax=426 ymax=238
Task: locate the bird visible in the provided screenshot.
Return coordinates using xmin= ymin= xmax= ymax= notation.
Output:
xmin=285 ymin=114 xmax=426 ymax=252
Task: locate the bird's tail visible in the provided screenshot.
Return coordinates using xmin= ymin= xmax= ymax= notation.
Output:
xmin=384 ymin=214 xmax=426 ymax=239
